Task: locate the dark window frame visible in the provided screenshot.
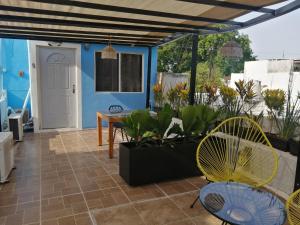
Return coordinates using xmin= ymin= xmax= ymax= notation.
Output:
xmin=94 ymin=51 xmax=144 ymax=93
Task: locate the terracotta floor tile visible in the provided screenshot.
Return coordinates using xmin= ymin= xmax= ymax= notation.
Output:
xmin=0 ymin=205 xmax=17 ymax=218
xmin=58 ymin=216 xmax=76 ymax=225
xmin=84 ymin=187 xmax=129 ymax=210
xmin=170 ymin=192 xmax=206 ymax=218
xmin=134 ymin=198 xmax=187 ymax=225
xmin=42 ymin=219 xmax=59 ymax=225
xmin=157 ymin=180 xmax=198 ymax=196
xmin=92 ymin=205 xmax=145 ymax=225
xmin=5 ymin=212 xmax=23 ymax=225
xmin=191 ymin=215 xmax=221 ymax=225
xmin=166 ymin=218 xmax=195 ymax=225
xmin=3 ymin=129 xmax=286 ymax=225
xmin=74 ymin=213 xmax=93 ymax=225
xmin=63 ymin=194 xmax=88 ymax=214
xmin=185 ymin=176 xmax=208 ymax=189
xmin=120 ymin=184 xmax=165 ymax=202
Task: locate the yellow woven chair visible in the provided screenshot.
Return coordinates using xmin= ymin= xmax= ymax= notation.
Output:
xmin=197 ymin=116 xmax=279 ymax=188
xmin=286 ymin=189 xmax=300 ymax=225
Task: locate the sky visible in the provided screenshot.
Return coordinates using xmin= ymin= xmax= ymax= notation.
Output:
xmin=237 ymin=1 xmax=300 ymax=60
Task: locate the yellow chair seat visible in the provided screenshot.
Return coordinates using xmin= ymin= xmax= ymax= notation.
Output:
xmin=196 ymin=116 xmax=279 ymax=187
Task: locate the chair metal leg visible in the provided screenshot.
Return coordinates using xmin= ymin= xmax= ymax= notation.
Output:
xmin=113 ymin=128 xmax=117 ymax=142
xmin=190 ymin=195 xmax=200 ymax=208
xmin=121 ymin=128 xmax=125 ymax=141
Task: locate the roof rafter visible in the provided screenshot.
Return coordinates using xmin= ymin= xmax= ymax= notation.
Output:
xmin=0 ymin=14 xmax=211 ymax=33
xmin=0 ymin=25 xmax=165 ymax=39
xmin=0 ymin=29 xmax=159 ymax=43
xmin=0 ymin=5 xmax=222 ymax=31
xmin=0 ymin=32 xmax=155 ymax=46
xmin=178 ymin=0 xmax=276 ymax=14
xmin=27 ymin=0 xmax=243 ymax=26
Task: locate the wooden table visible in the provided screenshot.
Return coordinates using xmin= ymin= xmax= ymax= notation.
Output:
xmin=97 ymin=111 xmax=132 ymax=158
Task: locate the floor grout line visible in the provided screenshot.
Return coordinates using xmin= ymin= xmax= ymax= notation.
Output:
xmin=58 ymin=134 xmax=95 ymax=225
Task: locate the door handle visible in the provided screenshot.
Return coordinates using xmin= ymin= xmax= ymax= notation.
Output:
xmin=72 ymin=84 xmax=76 ymax=94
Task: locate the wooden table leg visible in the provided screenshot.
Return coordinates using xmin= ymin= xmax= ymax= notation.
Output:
xmin=108 ymin=121 xmax=114 ymax=158
xmin=97 ymin=114 xmax=102 ymax=146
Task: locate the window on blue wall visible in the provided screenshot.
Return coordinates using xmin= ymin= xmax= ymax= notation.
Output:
xmin=95 ymin=52 xmax=119 ymax=92
xmin=95 ymin=52 xmax=143 ymax=92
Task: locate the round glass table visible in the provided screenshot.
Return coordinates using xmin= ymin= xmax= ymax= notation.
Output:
xmin=199 ymin=182 xmax=286 ymax=225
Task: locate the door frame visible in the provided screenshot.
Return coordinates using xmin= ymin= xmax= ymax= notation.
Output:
xmin=28 ymin=41 xmax=82 ymax=132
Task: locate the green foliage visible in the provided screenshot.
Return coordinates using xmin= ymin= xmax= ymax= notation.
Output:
xmin=219 ymin=85 xmax=238 ymax=105
xmin=235 ymin=79 xmax=256 ymax=102
xmin=158 ymin=36 xmax=192 ymax=73
xmin=122 ymin=110 xmax=153 ymax=143
xmin=170 ymin=104 xmax=219 ymax=139
xmin=150 ymin=104 xmax=175 ymax=141
xmin=263 ymin=89 xmax=286 ymax=115
xmin=158 ymin=31 xmax=255 ymax=77
xmin=274 ymin=92 xmax=300 ymax=140
xmin=152 ymin=83 xmax=164 ymax=107
xmin=196 ymin=62 xmax=222 ymax=92
xmin=166 ymin=82 xmax=189 ymax=112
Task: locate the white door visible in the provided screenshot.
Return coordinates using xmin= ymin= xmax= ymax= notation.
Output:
xmin=38 ymin=47 xmax=76 ymax=129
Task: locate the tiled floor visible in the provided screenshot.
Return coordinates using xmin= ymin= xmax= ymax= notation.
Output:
xmin=0 ymin=129 xmax=287 ymax=225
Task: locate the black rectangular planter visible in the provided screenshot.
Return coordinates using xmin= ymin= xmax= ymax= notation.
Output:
xmin=265 ymin=133 xmax=288 ymax=152
xmin=289 ymin=139 xmax=300 ymax=156
xmin=119 ymin=140 xmax=202 ymax=186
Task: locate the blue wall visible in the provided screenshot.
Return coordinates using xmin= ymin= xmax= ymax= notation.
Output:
xmin=81 ymin=44 xmax=157 ymax=128
xmin=1 ymin=39 xmax=31 ymax=114
xmin=0 ymin=39 xmax=158 ymax=129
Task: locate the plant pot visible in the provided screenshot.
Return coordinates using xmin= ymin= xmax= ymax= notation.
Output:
xmin=265 ymin=133 xmax=288 ymax=152
xmin=288 ymin=139 xmax=300 ymax=156
xmin=119 ymin=139 xmax=202 ymax=186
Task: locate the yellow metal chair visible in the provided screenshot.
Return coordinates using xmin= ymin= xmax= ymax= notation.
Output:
xmin=197 ymin=116 xmax=279 ymax=187
xmin=286 ymin=189 xmax=300 ymax=225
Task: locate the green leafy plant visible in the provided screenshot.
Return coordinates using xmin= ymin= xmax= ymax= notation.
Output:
xmin=166 ymin=82 xmax=189 ymax=112
xmin=204 ymin=84 xmax=218 ymax=105
xmin=149 ymin=104 xmax=175 ymax=142
xmin=153 ymin=82 xmax=164 ymax=108
xmin=122 ymin=110 xmax=153 ymax=144
xmin=263 ymin=89 xmax=285 ymax=115
xmin=170 ymin=104 xmax=219 ymax=140
xmin=220 ymin=85 xmax=238 ymax=106
xmin=245 ymin=110 xmax=264 ymax=127
xmin=235 ymin=79 xmax=257 ymax=103
xmin=275 ymin=92 xmax=300 ymax=140
xmin=263 ymin=88 xmax=286 ymax=133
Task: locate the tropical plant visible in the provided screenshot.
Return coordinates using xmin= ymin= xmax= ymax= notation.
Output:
xmin=219 ymin=85 xmax=238 ymax=105
xmin=166 ymin=82 xmax=189 ymax=112
xmin=122 ymin=110 xmax=153 ymax=144
xmin=153 ymin=83 xmax=164 ymax=108
xmin=263 ymin=89 xmax=286 ymax=133
xmin=149 ymin=104 xmax=175 ymax=142
xmin=235 ymin=79 xmax=256 ymax=103
xmin=263 ymin=89 xmax=285 ymax=115
xmin=169 ymin=104 xmax=219 ymax=140
xmin=245 ymin=110 xmax=264 ymax=127
xmin=204 ymin=84 xmax=218 ymax=105
xmin=274 ymin=91 xmax=300 ymax=140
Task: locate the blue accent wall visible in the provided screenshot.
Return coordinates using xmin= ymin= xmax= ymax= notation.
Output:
xmin=1 ymin=39 xmax=31 ymax=114
xmin=81 ymin=44 xmax=157 ymax=128
xmin=0 ymin=39 xmax=158 ymax=129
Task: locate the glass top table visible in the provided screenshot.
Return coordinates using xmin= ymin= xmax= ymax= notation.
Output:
xmin=199 ymin=182 xmax=286 ymax=225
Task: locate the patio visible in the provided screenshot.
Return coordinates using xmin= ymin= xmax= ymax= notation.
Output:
xmin=0 ymin=129 xmax=222 ymax=225
xmin=0 ymin=1 xmax=299 ymax=225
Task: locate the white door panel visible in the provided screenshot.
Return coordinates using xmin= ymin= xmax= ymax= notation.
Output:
xmin=39 ymin=47 xmax=76 ymax=129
